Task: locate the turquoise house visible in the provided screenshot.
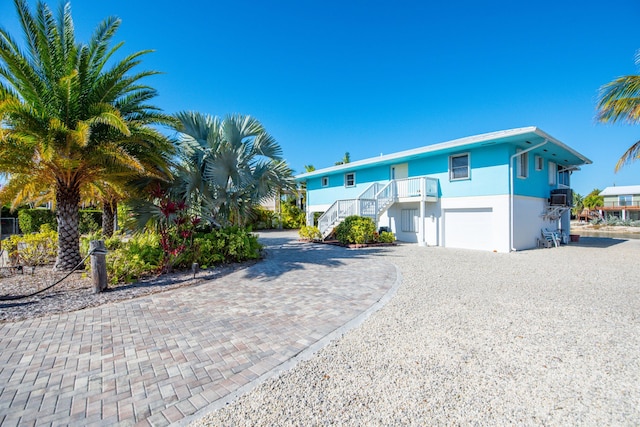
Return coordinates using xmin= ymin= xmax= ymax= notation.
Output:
xmin=295 ymin=127 xmax=592 ymax=252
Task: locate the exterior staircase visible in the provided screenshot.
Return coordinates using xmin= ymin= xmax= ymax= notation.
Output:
xmin=317 ymin=176 xmax=438 ymax=239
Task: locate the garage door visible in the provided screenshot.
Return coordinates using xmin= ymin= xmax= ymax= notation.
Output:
xmin=444 ymin=208 xmax=494 ymax=251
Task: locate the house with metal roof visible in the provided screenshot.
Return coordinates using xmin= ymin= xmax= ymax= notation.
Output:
xmin=598 ymin=185 xmax=640 ymax=221
xmin=295 ymin=126 xmax=592 ymax=252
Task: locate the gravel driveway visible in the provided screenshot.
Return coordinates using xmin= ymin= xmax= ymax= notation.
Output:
xmin=194 ymin=237 xmax=640 ymax=426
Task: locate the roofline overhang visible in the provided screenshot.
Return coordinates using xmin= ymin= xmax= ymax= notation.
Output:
xmin=295 ymin=126 xmax=592 ymax=181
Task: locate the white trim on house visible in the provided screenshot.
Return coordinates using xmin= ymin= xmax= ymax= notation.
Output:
xmin=600 ymin=185 xmax=640 ymax=196
xmin=296 ymin=126 xmax=592 ymax=180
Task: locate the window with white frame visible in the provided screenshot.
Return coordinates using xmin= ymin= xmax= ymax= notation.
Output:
xmin=517 ymin=150 xmax=529 ymax=178
xmin=401 ymin=209 xmax=418 ymax=232
xmin=548 ymin=161 xmax=557 ymax=185
xmin=535 ymin=155 xmax=544 ymax=171
xmin=558 ymin=167 xmax=570 ymax=187
xmin=321 ymin=176 xmax=329 ymax=187
xmin=619 ymin=195 xmax=632 ymax=207
xmin=344 ymin=172 xmax=355 ymax=187
xmin=449 ymin=153 xmax=469 ymax=180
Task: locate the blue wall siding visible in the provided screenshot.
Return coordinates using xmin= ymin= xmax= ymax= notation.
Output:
xmin=511 ymin=147 xmax=563 ymax=199
xmin=408 ymin=145 xmax=511 ymax=198
xmin=306 ymin=142 xmax=565 ymax=206
xmin=306 ymin=167 xmax=389 ymax=206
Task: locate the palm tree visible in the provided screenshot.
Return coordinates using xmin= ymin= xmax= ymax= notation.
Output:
xmin=0 ymin=0 xmax=173 ymax=269
xmin=596 ymin=51 xmax=640 ymax=171
xmin=171 ymin=112 xmax=295 ymax=226
xmin=583 ymin=189 xmax=604 ymax=210
xmin=335 ymin=152 xmax=351 ymax=165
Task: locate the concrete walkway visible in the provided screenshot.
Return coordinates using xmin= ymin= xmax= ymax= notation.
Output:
xmin=0 ymin=231 xmax=399 ymax=426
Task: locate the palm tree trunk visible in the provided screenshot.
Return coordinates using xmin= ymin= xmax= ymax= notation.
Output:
xmin=102 ymin=197 xmax=116 ymax=237
xmin=54 ymin=180 xmax=83 ymax=271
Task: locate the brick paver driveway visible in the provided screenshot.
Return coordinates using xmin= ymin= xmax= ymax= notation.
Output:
xmin=0 ymin=231 xmax=398 ymax=426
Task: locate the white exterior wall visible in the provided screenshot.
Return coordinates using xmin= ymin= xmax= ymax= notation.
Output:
xmin=386 ymin=202 xmax=420 ymax=243
xmin=439 ymin=195 xmax=511 ymax=253
xmin=511 ymin=196 xmax=556 ymax=250
xmin=385 ymin=195 xmax=511 ymax=252
xmin=306 ymin=203 xmax=333 ymax=225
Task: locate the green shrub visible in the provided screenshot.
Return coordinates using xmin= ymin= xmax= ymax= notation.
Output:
xmin=299 ymin=225 xmax=322 ymax=241
xmin=3 ymin=225 xmax=57 ymax=267
xmin=334 ymin=216 xmax=377 ymax=244
xmin=106 ymin=249 xmax=154 ymax=285
xmin=18 ymin=209 xmax=56 ymax=233
xmin=281 ymin=202 xmax=305 ymax=229
xmin=250 ymin=207 xmax=278 ymax=230
xmin=82 ymin=227 xmax=261 ymax=285
xmin=379 ymin=231 xmax=395 ymax=243
xmin=79 ymin=210 xmax=102 ymax=235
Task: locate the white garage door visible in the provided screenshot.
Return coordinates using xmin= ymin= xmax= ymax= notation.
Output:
xmin=444 ymin=208 xmax=494 ymax=251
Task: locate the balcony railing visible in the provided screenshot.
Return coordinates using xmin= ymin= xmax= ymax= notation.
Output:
xmin=598 ymin=201 xmax=640 ymax=209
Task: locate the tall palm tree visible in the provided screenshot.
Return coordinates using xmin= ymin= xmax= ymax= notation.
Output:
xmin=172 ymin=112 xmax=295 ymax=226
xmin=0 ymin=0 xmax=173 ymax=269
xmin=596 ymin=51 xmax=640 ymax=171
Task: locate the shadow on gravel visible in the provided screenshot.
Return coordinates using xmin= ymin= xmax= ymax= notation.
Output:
xmin=570 ymin=236 xmax=628 ymax=248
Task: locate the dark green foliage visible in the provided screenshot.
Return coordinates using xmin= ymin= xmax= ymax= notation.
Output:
xmin=188 ymin=227 xmax=262 ymax=267
xmin=18 ymin=209 xmax=102 ymax=234
xmin=81 ymin=226 xmax=261 ymax=284
xmin=79 ymin=210 xmax=102 ymax=235
xmin=250 ymin=207 xmax=278 ymax=229
xmin=18 ymin=209 xmax=56 ymax=233
xmin=334 ymin=216 xmax=377 ymax=244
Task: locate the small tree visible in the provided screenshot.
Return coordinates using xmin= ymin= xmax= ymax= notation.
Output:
xmin=583 ymin=189 xmax=604 ymax=210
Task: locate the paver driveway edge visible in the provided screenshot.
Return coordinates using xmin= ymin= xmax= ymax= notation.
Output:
xmin=176 ymin=264 xmax=402 ymax=427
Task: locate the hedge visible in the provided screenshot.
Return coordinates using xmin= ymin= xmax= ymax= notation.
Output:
xmin=18 ymin=208 xmax=102 ymax=234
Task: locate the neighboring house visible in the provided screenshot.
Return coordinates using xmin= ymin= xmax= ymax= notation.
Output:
xmin=295 ymin=127 xmax=591 ymax=252
xmin=598 ymin=185 xmax=640 ymax=221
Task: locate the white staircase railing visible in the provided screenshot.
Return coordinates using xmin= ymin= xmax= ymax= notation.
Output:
xmin=316 ymin=176 xmax=438 ymax=239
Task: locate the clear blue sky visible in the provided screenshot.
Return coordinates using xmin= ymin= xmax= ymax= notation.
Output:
xmin=1 ymin=0 xmax=639 ymax=195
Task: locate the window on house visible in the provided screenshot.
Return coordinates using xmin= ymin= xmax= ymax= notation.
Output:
xmin=401 ymin=209 xmax=418 ymax=232
xmin=321 ymin=176 xmax=329 ymax=187
xmin=558 ymin=167 xmax=570 ymax=187
xmin=449 ymin=153 xmax=469 ymax=180
xmin=535 ymin=155 xmax=544 ymax=171
xmin=517 ymin=150 xmax=529 ymax=178
xmin=344 ymin=172 xmax=355 ymax=187
xmin=548 ymin=161 xmax=557 ymax=185
xmin=619 ymin=195 xmax=632 ymax=207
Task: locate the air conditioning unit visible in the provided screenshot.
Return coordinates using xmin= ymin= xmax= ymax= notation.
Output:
xmin=551 ymin=189 xmax=573 ymax=207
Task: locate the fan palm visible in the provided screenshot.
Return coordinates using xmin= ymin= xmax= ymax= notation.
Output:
xmin=596 ymin=51 xmax=640 ymax=171
xmin=172 ymin=112 xmax=295 ymax=226
xmin=0 ymin=0 xmax=173 ymax=269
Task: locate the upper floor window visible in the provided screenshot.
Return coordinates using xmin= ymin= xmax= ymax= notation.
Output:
xmin=619 ymin=195 xmax=632 ymax=206
xmin=344 ymin=172 xmax=355 ymax=187
xmin=449 ymin=153 xmax=469 ymax=180
xmin=558 ymin=167 xmax=570 ymax=187
xmin=517 ymin=150 xmax=529 ymax=178
xmin=321 ymin=176 xmax=329 ymax=187
xmin=535 ymin=155 xmax=544 ymax=171
xmin=548 ymin=161 xmax=557 ymax=185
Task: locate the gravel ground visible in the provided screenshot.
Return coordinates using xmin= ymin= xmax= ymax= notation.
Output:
xmin=193 ymin=237 xmax=640 ymax=426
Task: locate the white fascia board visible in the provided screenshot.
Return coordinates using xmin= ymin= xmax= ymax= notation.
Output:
xmin=599 ymin=185 xmax=640 ymax=196
xmin=531 ymin=128 xmax=593 ymax=166
xmin=295 ymin=126 xmax=592 ymax=181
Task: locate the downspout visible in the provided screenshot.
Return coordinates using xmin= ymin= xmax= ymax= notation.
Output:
xmin=509 ymin=139 xmax=548 ymax=251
